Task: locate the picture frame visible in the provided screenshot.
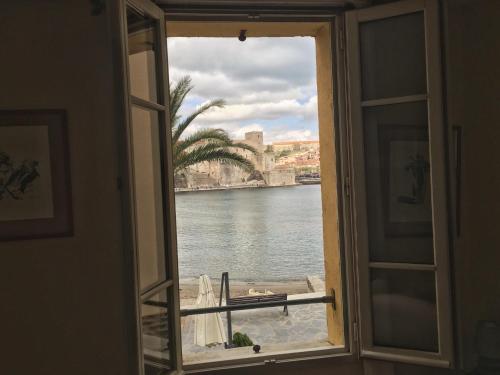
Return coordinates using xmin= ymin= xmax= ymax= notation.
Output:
xmin=0 ymin=109 xmax=73 ymax=240
xmin=378 ymin=124 xmax=433 ymax=238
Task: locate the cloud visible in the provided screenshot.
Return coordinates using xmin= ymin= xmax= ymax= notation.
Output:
xmin=167 ymin=37 xmax=319 ymax=143
xmin=189 ymin=96 xmax=316 ymax=124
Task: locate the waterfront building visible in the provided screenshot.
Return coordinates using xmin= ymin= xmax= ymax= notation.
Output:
xmin=175 ymin=131 xmax=296 ymax=189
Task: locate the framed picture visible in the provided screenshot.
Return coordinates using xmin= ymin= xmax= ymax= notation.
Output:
xmin=378 ymin=124 xmax=433 ymax=238
xmin=0 ymin=110 xmax=72 ymax=240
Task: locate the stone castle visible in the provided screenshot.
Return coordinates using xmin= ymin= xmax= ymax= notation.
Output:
xmin=175 ymin=131 xmax=296 ymax=189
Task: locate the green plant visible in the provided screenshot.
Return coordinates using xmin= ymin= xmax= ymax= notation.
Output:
xmin=232 ymin=332 xmax=254 ymax=347
xmin=170 ymin=76 xmax=257 ymax=174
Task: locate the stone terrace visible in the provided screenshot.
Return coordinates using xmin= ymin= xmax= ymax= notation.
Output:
xmin=181 ymin=292 xmax=330 ymax=364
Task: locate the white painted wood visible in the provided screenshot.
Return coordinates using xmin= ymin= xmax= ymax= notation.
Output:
xmin=122 ymin=0 xmax=183 ymax=372
xmin=356 ymin=0 xmax=425 ymax=22
xmin=334 ymin=14 xmax=360 ymax=358
xmin=424 ymin=0 xmax=454 ymax=365
xmin=345 ymin=7 xmax=375 ymax=355
xmin=362 ymin=349 xmax=450 ymax=368
xmin=361 ymin=94 xmax=428 ymax=107
xmin=345 ymin=0 xmax=454 ymax=368
xmin=369 ymin=262 xmax=437 ymax=271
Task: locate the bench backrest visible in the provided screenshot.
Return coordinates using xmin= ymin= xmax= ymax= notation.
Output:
xmin=227 ymin=293 xmax=287 ymax=305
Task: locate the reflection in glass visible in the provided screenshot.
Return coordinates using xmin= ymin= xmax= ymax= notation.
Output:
xmin=371 ymin=269 xmax=438 ymax=352
xmin=363 ymin=102 xmax=434 ymax=264
xmin=127 ymin=8 xmax=158 ymax=102
xmin=360 ymin=12 xmax=426 ymax=101
xmin=131 ymin=106 xmax=167 ymax=290
xmin=142 ymin=288 xmax=170 ymax=372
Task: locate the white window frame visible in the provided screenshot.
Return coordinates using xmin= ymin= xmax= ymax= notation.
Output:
xmin=107 ymin=0 xmax=457 ymax=372
xmin=110 ymin=0 xmax=183 ymax=373
xmin=345 ymin=0 xmax=454 ymax=368
xmin=162 ymin=13 xmax=358 ymax=371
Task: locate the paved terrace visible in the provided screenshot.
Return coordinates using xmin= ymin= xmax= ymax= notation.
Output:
xmin=181 ymin=292 xmax=330 ymax=364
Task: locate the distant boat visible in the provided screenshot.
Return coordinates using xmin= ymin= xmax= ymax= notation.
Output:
xmin=296 ymin=174 xmax=321 ymax=185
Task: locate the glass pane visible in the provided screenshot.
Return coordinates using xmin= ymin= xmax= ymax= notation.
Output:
xmin=142 ymin=288 xmax=171 ymax=372
xmin=363 ymin=101 xmax=434 ymax=264
xmin=127 ymin=7 xmax=158 ymax=102
xmin=371 ymin=269 xmax=438 ymax=352
xmin=131 ymin=106 xmax=167 ymax=290
xmin=360 ymin=12 xmax=426 ymax=101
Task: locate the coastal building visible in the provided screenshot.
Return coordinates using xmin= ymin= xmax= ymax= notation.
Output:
xmin=175 ymin=131 xmax=295 ymax=189
xmin=272 ymin=140 xmax=320 ymax=153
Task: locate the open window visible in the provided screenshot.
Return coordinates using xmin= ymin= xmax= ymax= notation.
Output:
xmin=346 ymin=0 xmax=454 ymax=368
xmin=164 ymin=18 xmax=353 ymax=369
xmin=118 ymin=0 xmax=182 ymax=373
xmin=111 ymin=0 xmax=455 ymax=373
xmin=114 ymin=1 xmax=351 ymax=372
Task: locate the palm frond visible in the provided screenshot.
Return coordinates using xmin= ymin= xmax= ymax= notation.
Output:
xmin=173 ymin=128 xmax=232 ymax=157
xmin=169 ymin=75 xmax=257 ymax=174
xmin=172 ymin=99 xmax=225 ymax=144
xmin=169 ymin=76 xmax=192 ymax=127
xmin=175 ymin=144 xmax=255 ymax=174
xmin=230 ymin=142 xmax=258 ymax=155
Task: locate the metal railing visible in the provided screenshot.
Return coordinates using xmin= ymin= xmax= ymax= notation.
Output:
xmin=143 ymin=274 xmax=336 ymax=348
xmin=179 ymin=294 xmax=335 ymax=316
xmin=143 ymin=293 xmax=335 ymax=316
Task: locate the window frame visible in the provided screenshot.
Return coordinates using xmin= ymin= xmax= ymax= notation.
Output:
xmin=162 ymin=9 xmax=358 ymax=372
xmin=108 ymin=0 xmax=456 ymax=373
xmin=111 ymin=3 xmax=358 ymax=371
xmin=345 ymin=0 xmax=454 ymax=368
xmin=110 ymin=0 xmax=183 ymax=373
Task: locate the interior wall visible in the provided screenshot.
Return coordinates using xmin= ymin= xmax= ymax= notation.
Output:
xmin=444 ymin=0 xmax=500 ymax=372
xmin=0 ymin=2 xmax=132 ymax=374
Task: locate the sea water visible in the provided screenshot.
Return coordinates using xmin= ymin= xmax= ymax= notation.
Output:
xmin=175 ymin=184 xmax=325 ymax=281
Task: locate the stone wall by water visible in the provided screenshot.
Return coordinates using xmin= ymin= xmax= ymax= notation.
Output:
xmin=175 ymin=131 xmax=296 ymax=188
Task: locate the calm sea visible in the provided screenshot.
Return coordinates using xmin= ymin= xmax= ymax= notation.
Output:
xmin=175 ymin=184 xmax=325 ymax=281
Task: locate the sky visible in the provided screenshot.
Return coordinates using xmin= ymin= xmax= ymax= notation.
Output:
xmin=166 ymin=37 xmax=319 ymax=143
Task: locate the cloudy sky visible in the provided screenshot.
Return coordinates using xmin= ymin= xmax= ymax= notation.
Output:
xmin=167 ymin=37 xmax=319 ymax=143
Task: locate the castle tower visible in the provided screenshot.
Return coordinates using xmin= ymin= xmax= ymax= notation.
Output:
xmin=244 ymin=131 xmax=264 ymax=146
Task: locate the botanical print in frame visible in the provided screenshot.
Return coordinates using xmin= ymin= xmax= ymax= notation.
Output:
xmin=378 ymin=124 xmax=433 ymax=238
xmin=0 ymin=110 xmax=72 ymax=240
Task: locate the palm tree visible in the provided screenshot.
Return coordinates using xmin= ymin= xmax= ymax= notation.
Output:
xmin=170 ymin=76 xmax=257 ymax=174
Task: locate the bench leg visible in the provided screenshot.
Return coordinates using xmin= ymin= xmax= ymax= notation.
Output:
xmin=283 ymin=305 xmax=289 ymax=316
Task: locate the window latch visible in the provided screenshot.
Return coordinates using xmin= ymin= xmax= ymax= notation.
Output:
xmin=331 ymin=288 xmax=337 ymax=311
xmin=344 ymin=176 xmax=351 ymax=197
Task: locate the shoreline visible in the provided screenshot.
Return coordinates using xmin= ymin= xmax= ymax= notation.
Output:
xmin=179 ymin=277 xmax=324 ymax=300
xmin=175 ymin=183 xmax=300 ymax=194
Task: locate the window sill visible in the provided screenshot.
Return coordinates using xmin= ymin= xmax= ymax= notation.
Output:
xmin=183 ymin=344 xmax=352 ymax=373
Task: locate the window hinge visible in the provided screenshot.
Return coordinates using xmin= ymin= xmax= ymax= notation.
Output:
xmin=339 ymin=27 xmax=345 ymax=51
xmin=353 ymin=322 xmax=358 ymax=343
xmin=330 ymin=288 xmax=337 ymax=311
xmin=344 ymin=176 xmax=351 ymax=197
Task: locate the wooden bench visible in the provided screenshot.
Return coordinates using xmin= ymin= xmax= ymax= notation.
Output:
xmin=227 ymin=293 xmax=289 ymax=316
xmin=218 ymin=272 xmax=289 ymax=347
